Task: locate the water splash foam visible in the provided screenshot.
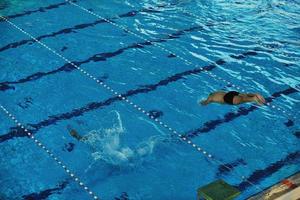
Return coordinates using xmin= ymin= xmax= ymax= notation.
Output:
xmin=82 ymin=110 xmax=169 ymax=167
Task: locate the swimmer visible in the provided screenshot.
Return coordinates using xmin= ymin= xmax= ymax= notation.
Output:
xmin=69 ymin=129 xmax=83 ymax=140
xmin=67 ymin=125 xmax=87 ymax=141
xmin=200 ymin=91 xmax=266 ymax=106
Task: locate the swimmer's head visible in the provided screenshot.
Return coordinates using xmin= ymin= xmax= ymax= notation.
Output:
xmin=69 ymin=130 xmax=77 ymax=137
xmin=69 ymin=129 xmax=82 ymax=141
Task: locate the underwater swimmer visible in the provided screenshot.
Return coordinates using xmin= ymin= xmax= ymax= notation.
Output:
xmin=67 ymin=125 xmax=88 ymax=142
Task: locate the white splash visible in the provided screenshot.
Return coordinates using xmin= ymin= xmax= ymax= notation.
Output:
xmin=82 ymin=110 xmax=167 ymax=167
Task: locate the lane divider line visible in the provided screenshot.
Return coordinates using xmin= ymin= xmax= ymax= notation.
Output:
xmin=0 ymin=105 xmax=100 ymax=200
xmin=66 ymin=0 xmax=296 ymax=120
xmin=0 ymin=15 xmax=263 ymax=193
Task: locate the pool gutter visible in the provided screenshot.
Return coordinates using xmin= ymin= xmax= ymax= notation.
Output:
xmin=247 ymin=171 xmax=300 ymax=200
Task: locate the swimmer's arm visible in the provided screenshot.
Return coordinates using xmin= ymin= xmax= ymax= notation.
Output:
xmin=240 ymin=93 xmax=265 ymax=105
xmin=239 ymin=94 xmax=257 ymax=103
xmin=240 ymin=93 xmax=256 ymax=97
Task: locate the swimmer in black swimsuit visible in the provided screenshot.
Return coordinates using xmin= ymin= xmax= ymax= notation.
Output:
xmin=200 ymin=91 xmax=266 ymax=106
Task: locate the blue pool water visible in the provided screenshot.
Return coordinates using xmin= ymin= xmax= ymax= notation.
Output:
xmin=0 ymin=0 xmax=299 ymax=199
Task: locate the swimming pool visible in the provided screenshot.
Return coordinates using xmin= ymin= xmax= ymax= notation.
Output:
xmin=0 ymin=0 xmax=299 ymax=199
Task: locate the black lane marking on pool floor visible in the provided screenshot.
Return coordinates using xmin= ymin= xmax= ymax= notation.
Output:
xmin=0 ymin=6 xmax=168 ymax=53
xmin=0 ymin=1 xmax=72 ymax=22
xmin=148 ymin=110 xmax=164 ymax=119
xmin=284 ymin=119 xmax=294 ymax=127
xmin=237 ymin=151 xmax=300 ymax=192
xmin=217 ymin=158 xmax=247 ymax=177
xmin=0 ymin=25 xmax=204 ymax=92
xmin=0 ymin=0 xmax=176 ymax=23
xmin=22 ymin=180 xmax=69 ymax=200
xmin=0 ymin=83 xmax=297 ymax=144
xmin=294 ymin=132 xmax=300 ymax=139
xmin=184 ymin=86 xmax=299 ymax=139
xmin=114 ymin=192 xmax=130 ymax=200
xmin=20 ymin=177 xmax=129 ymax=200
